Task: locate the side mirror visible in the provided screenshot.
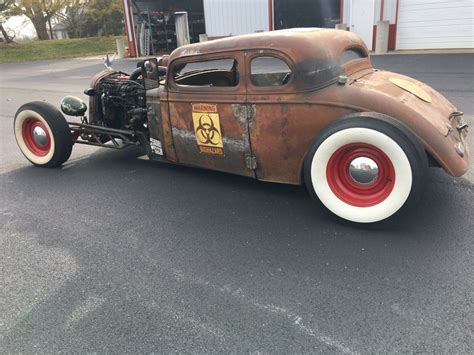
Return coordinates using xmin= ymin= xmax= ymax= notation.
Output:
xmin=139 ymin=58 xmax=161 ymax=89
xmin=60 ymin=96 xmax=87 ymax=116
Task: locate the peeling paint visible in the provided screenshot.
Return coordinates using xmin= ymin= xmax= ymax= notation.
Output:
xmin=231 ymin=104 xmax=256 ymax=125
xmin=179 ymin=48 xmax=201 ymax=56
xmin=172 ymin=127 xmax=247 ymax=152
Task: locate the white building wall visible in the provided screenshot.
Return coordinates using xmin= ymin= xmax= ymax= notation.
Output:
xmin=203 ymin=0 xmax=269 ymax=38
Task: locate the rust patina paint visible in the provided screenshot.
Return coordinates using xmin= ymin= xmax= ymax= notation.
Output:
xmin=103 ymin=29 xmax=469 ymax=184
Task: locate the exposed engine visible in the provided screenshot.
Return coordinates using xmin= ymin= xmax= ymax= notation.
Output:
xmin=92 ymin=71 xmax=148 ymax=130
xmin=59 ymin=58 xmax=165 ymax=151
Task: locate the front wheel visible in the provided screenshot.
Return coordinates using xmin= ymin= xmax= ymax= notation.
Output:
xmin=304 ymin=115 xmax=428 ymax=224
xmin=14 ymin=101 xmax=73 ymax=167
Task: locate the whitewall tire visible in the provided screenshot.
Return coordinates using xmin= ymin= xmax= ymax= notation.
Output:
xmin=304 ymin=115 xmax=428 ymax=224
xmin=14 ymin=102 xmax=72 ymax=167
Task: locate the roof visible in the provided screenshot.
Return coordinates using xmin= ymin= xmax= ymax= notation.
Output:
xmin=170 ymin=28 xmax=366 ymax=60
xmin=169 ymin=28 xmax=369 ymax=91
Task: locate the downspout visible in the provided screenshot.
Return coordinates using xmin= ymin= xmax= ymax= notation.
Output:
xmin=394 ymin=0 xmax=400 ymax=50
xmin=268 ymin=0 xmax=274 ymax=31
xmin=122 ymin=0 xmax=137 ymax=57
xmin=340 ymin=0 xmax=344 ymax=25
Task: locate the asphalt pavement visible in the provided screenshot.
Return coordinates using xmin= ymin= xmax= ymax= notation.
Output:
xmin=0 ymin=53 xmax=473 ymax=353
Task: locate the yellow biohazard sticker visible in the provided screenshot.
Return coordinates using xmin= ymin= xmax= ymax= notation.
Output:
xmin=389 ymin=78 xmax=432 ymax=103
xmin=192 ymin=103 xmax=224 ymax=155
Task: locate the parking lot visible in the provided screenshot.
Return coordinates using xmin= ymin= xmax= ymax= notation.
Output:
xmin=1 ymin=53 xmax=473 ymax=353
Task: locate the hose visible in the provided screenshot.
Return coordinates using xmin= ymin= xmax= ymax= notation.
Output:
xmin=129 ymin=67 xmax=143 ymax=81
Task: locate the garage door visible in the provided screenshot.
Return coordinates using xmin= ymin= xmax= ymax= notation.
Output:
xmin=397 ymin=0 xmax=474 ymax=50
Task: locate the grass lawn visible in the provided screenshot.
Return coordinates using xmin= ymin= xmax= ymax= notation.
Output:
xmin=0 ymin=36 xmax=126 ymax=64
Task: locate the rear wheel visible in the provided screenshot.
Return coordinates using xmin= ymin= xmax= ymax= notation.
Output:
xmin=14 ymin=102 xmax=73 ymax=167
xmin=304 ymin=115 xmax=428 ymax=224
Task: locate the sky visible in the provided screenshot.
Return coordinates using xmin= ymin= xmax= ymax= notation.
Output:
xmin=4 ymin=15 xmax=37 ymax=40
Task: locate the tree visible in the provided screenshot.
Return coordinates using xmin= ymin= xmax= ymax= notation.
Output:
xmin=85 ymin=0 xmax=123 ymax=37
xmin=56 ymin=0 xmax=87 ymax=38
xmin=8 ymin=0 xmax=68 ymax=40
xmin=0 ymin=0 xmax=15 ymax=43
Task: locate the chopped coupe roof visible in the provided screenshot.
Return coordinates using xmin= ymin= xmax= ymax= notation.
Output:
xmin=169 ymin=28 xmax=367 ymax=62
xmin=169 ymin=28 xmax=370 ymax=92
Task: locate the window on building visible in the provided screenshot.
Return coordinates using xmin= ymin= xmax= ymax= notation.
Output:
xmin=173 ymin=58 xmax=239 ymax=87
xmin=250 ymin=56 xmax=292 ymax=87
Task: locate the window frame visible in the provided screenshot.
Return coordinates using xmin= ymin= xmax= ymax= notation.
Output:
xmin=340 ymin=47 xmax=368 ymax=66
xmin=168 ymin=53 xmax=243 ymax=94
xmin=246 ymin=50 xmax=295 ymax=93
xmin=340 ymin=45 xmax=372 ymax=76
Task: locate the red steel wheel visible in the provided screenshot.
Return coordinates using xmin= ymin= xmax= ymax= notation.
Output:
xmin=14 ymin=102 xmax=72 ymax=167
xmin=325 ymin=143 xmax=396 ymax=207
xmin=304 ymin=115 xmax=428 ymax=224
xmin=21 ymin=118 xmax=52 ymax=157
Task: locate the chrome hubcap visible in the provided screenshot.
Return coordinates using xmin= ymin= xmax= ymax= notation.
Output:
xmin=348 ymin=157 xmax=379 ymax=184
xmin=32 ymin=126 xmax=48 ymax=146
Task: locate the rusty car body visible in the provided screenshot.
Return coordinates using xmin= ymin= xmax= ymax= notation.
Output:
xmin=14 ymin=28 xmax=469 ymax=224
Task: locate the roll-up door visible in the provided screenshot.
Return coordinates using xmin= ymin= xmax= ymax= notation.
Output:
xmin=397 ymin=0 xmax=474 ymax=50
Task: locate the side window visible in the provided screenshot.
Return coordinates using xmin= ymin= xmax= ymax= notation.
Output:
xmin=172 ymin=58 xmax=239 ymax=87
xmin=341 ymin=48 xmax=367 ymax=65
xmin=251 ymin=56 xmax=292 ymax=87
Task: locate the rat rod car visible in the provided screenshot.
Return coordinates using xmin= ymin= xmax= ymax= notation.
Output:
xmin=14 ymin=29 xmax=469 ymax=224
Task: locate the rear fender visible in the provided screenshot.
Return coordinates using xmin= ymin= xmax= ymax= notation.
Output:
xmin=344 ymin=72 xmax=469 ymax=176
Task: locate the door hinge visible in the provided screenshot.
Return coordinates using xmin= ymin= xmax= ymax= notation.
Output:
xmin=246 ymin=104 xmax=256 ymax=122
xmin=245 ymin=155 xmax=257 ymax=170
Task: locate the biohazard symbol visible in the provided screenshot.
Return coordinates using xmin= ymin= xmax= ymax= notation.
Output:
xmin=195 ymin=114 xmax=221 ymax=146
xmin=192 ymin=104 xmax=224 ymax=155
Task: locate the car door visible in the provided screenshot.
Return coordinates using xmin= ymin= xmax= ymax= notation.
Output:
xmin=167 ymin=52 xmax=255 ymax=177
xmin=245 ymin=50 xmax=301 ymax=184
xmin=246 ymin=49 xmax=357 ymax=185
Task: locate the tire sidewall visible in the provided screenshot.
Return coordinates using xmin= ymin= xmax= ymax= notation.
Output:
xmin=14 ymin=102 xmax=72 ymax=167
xmin=14 ymin=109 xmax=56 ymax=165
xmin=304 ymin=114 xmax=427 ymax=224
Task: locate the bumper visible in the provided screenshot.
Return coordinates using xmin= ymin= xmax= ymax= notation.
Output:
xmin=441 ymin=114 xmax=469 ymax=177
